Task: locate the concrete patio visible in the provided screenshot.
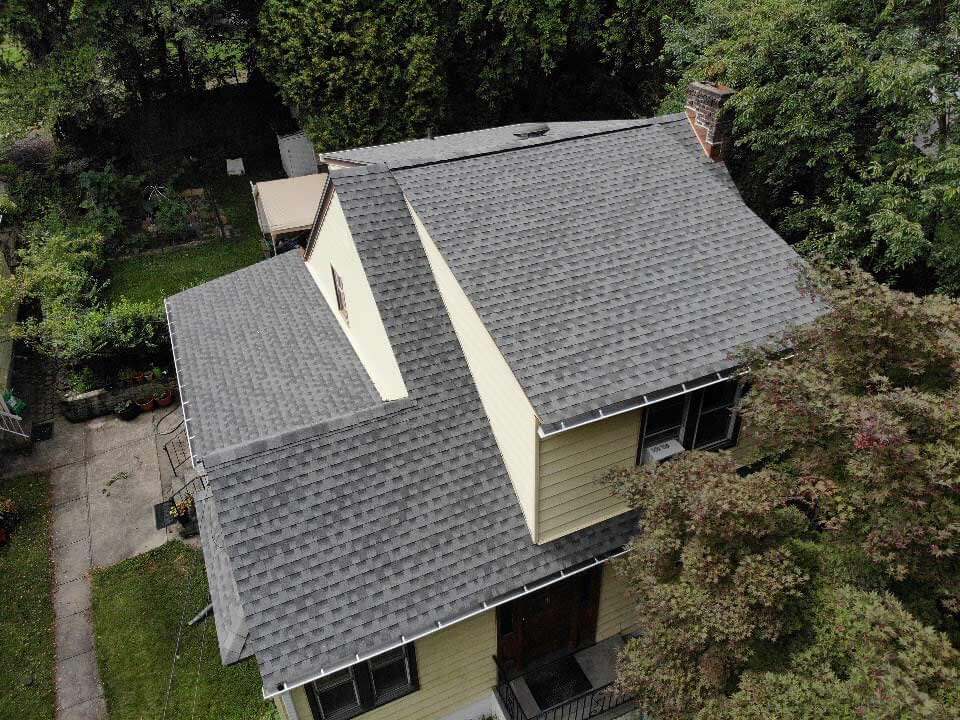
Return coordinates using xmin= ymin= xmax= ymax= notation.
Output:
xmin=2 ymin=406 xmax=185 ymax=720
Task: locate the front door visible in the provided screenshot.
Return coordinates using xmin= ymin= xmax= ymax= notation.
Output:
xmin=496 ymin=567 xmax=602 ymax=677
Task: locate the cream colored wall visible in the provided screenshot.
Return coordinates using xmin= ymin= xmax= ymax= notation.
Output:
xmin=537 ymin=411 xmax=641 ymax=543
xmin=305 ymin=191 xmax=408 ymax=401
xmin=409 ymin=203 xmax=540 ymax=537
xmin=596 ymin=563 xmax=640 ymax=642
xmin=287 ymin=611 xmax=498 ymax=720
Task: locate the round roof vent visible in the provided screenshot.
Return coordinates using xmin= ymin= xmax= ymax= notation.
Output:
xmin=513 ymin=123 xmax=550 ymax=139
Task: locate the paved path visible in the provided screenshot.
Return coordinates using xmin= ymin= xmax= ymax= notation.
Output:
xmin=3 ymin=410 xmax=173 ymax=720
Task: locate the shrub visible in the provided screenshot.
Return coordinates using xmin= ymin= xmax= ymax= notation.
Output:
xmin=154 ymin=195 xmax=190 ymax=241
xmin=65 ymin=366 xmax=98 ymax=395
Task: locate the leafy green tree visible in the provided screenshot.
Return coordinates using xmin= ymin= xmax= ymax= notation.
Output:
xmin=702 ymin=586 xmax=960 ymax=720
xmin=258 ymin=0 xmax=447 ymax=150
xmin=608 ymin=452 xmax=812 ymax=719
xmin=661 ymin=0 xmax=960 ymax=293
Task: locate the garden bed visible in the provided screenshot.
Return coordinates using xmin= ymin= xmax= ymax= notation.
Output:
xmin=61 ymin=378 xmax=178 ymax=423
xmin=0 ymin=472 xmax=55 ymax=720
xmin=91 ymin=542 xmax=278 ymax=720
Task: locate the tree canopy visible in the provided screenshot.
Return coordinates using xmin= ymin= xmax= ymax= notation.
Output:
xmin=610 ymin=266 xmax=960 ymax=718
xmin=661 ymin=0 xmax=960 ymax=294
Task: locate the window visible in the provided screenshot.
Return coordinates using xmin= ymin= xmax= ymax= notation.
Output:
xmin=306 ymin=645 xmax=419 ymax=720
xmin=638 ymin=380 xmax=743 ymax=461
xmin=331 ymin=265 xmax=347 ymax=321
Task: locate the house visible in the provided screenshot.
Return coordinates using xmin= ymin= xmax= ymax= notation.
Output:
xmin=165 ymin=82 xmax=821 ymax=720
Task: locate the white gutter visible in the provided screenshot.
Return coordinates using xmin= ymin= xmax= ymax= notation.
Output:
xmin=261 ymin=547 xmax=629 ymax=700
xmin=164 ymin=299 xmax=198 ymax=469
xmin=538 ymin=369 xmax=748 ymax=439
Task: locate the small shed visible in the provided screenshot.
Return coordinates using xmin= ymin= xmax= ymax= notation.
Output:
xmin=277 ymin=131 xmax=319 ymax=177
xmin=252 ymin=173 xmax=327 ymax=251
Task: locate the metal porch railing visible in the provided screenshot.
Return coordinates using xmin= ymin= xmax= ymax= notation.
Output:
xmin=0 ymin=393 xmax=28 ymax=439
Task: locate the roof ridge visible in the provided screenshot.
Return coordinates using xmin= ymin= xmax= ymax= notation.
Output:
xmin=386 ymin=113 xmax=687 ymax=171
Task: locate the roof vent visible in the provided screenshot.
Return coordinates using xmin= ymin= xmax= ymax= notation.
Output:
xmin=513 ymin=123 xmax=550 ymax=139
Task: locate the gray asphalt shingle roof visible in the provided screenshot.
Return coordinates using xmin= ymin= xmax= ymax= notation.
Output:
xmin=166 ymin=251 xmax=381 ymax=459
xmin=393 ymin=114 xmax=821 ymax=428
xmin=323 ymin=119 xmax=656 ymax=168
xmin=167 ymin=114 xmax=822 ymax=694
xmin=174 ymin=166 xmax=637 ymax=692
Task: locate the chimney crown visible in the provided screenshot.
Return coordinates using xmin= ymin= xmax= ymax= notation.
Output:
xmin=685 ymin=81 xmax=736 ymax=161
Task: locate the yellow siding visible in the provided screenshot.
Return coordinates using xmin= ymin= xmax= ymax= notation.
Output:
xmin=288 ymin=611 xmax=497 ymax=720
xmin=305 ymin=191 xmax=408 ymax=401
xmin=410 ymin=203 xmax=540 ymax=537
xmin=537 ymin=411 xmax=641 ymax=543
xmin=596 ymin=563 xmax=639 ymax=642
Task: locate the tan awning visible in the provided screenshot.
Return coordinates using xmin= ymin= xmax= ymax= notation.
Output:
xmin=253 ymin=173 xmax=327 ymax=238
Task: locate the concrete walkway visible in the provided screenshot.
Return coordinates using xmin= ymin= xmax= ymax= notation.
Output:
xmin=3 ymin=409 xmax=174 ymax=720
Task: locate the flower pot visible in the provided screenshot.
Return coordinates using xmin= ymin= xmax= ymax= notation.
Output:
xmin=137 ymin=397 xmax=156 ymax=413
xmin=154 ymin=389 xmax=174 ymax=407
xmin=133 ymin=371 xmax=146 ymax=383
xmin=115 ymin=402 xmax=140 ymax=421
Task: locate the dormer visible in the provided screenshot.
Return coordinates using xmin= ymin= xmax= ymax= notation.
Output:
xmin=308 ymin=104 xmax=819 ymax=545
xmin=302 ymin=180 xmax=408 ymax=402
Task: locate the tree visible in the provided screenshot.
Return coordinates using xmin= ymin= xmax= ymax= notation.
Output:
xmin=258 ymin=0 xmax=448 ymax=150
xmin=741 ymin=265 xmax=960 ymax=629
xmin=702 ymin=586 xmax=960 ymax=720
xmin=608 ymin=452 xmax=811 ymax=719
xmin=257 ymin=0 xmax=692 ymax=150
xmin=611 ymin=267 xmax=960 ymax=718
xmin=661 ymin=0 xmax=960 ymax=294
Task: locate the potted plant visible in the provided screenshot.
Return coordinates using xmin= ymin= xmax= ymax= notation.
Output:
xmin=118 ymin=367 xmax=135 ymax=388
xmin=169 ymin=495 xmax=198 ymax=537
xmin=152 ymin=367 xmax=164 ymax=381
xmin=133 ymin=369 xmax=146 ymax=384
xmin=114 ymin=399 xmax=140 ymax=421
xmin=154 ymin=388 xmax=174 ymax=407
xmin=137 ymin=395 xmax=156 ymax=412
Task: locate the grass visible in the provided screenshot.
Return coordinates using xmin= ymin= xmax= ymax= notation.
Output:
xmin=107 ymin=173 xmax=268 ymax=309
xmin=91 ymin=541 xmax=278 ymax=720
xmin=0 ymin=473 xmax=55 ymax=720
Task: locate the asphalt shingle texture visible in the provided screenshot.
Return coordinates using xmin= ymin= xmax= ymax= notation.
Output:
xmin=324 ymin=119 xmax=658 ymax=168
xmin=166 ymin=251 xmax=382 ymax=459
xmin=394 ymin=115 xmax=822 ymax=427
xmin=191 ymin=166 xmax=638 ymax=692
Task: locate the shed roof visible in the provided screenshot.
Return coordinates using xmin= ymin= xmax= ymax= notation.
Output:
xmin=253 ymin=173 xmax=328 ymax=236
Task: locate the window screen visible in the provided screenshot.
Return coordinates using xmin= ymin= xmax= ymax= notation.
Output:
xmin=312 ymin=670 xmax=361 ymax=720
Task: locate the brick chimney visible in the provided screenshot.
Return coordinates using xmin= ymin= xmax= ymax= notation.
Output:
xmin=685 ymin=81 xmax=736 ymax=161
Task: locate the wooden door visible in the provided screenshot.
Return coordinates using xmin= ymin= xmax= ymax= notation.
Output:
xmin=497 ymin=568 xmax=602 ymax=677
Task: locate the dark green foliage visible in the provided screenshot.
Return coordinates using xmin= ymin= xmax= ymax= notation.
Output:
xmin=258 ymin=0 xmax=691 ymax=150
xmin=702 ymin=587 xmax=960 ymax=720
xmin=661 ymin=0 xmax=960 ymax=294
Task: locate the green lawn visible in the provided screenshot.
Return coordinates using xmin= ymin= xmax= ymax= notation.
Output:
xmin=0 ymin=473 xmax=55 ymax=720
xmin=91 ymin=541 xmax=277 ymax=720
xmin=107 ymin=174 xmax=267 ymax=308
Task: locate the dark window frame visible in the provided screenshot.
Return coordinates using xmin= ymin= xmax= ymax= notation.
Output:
xmin=305 ymin=644 xmax=419 ymax=720
xmin=637 ymin=380 xmax=744 ymax=462
xmin=331 ymin=265 xmax=348 ymax=322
